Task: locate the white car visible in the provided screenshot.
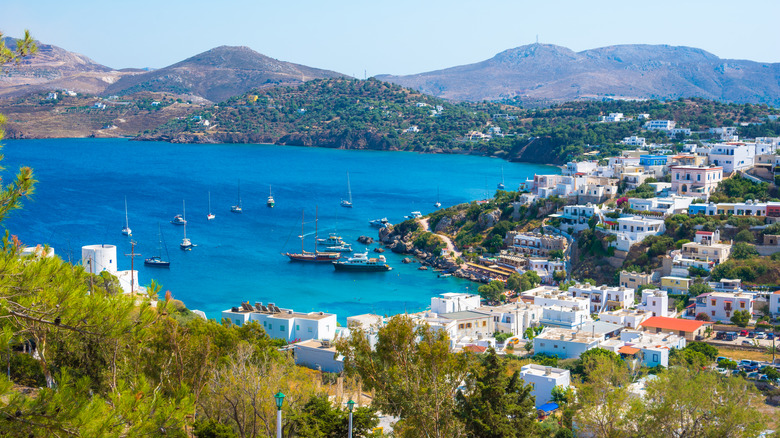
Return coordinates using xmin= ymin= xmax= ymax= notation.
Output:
xmin=756 ymin=333 xmax=767 ymax=339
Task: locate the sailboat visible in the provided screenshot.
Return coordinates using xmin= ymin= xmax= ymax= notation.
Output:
xmin=145 ymin=223 xmax=170 ymax=267
xmin=121 ymin=197 xmax=132 ymax=236
xmin=283 ymin=207 xmax=341 ymax=262
xmin=340 ymin=172 xmax=353 ymax=208
xmin=267 ymin=185 xmax=275 ymax=208
xmin=231 ymin=180 xmax=242 ymax=213
xmin=434 ymin=187 xmax=442 ymax=208
xmin=180 ymin=200 xmax=193 ymax=250
xmin=207 ymin=191 xmax=216 ymax=220
xmin=497 ymin=166 xmax=505 ymax=190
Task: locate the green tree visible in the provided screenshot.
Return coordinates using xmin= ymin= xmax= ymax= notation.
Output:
xmin=731 ymin=309 xmax=751 ymax=327
xmin=455 ymin=348 xmax=537 ymax=437
xmin=506 ymin=272 xmax=522 ymax=291
xmin=731 ymin=242 xmax=759 ymax=259
xmin=336 ymin=315 xmax=469 ymax=438
xmin=684 ymin=341 xmax=718 ymax=361
xmin=688 ymin=282 xmax=713 ymax=297
xmin=735 ymin=229 xmax=755 ymax=243
xmin=574 ymin=355 xmax=634 ymax=438
xmin=638 ymin=365 xmax=766 ymax=437
xmin=478 ymin=280 xmax=505 ymax=302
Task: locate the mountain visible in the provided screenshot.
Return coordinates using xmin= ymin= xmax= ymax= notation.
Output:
xmin=375 ymin=44 xmax=780 ymax=106
xmin=103 ymin=46 xmax=349 ymax=103
xmin=0 ymin=37 xmax=128 ymax=97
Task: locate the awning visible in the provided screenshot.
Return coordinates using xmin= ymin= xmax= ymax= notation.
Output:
xmin=538 ymin=402 xmax=559 ymax=413
xmin=618 ymin=346 xmax=641 ymax=355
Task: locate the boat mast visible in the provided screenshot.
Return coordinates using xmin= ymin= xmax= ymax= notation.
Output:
xmin=347 ymin=172 xmax=352 ymax=204
xmin=315 ymin=206 xmax=319 ymax=254
xmin=183 ymin=200 xmax=187 ymax=240
xmin=124 ymin=196 xmax=129 ymax=229
xmin=301 ymin=209 xmax=305 ymax=253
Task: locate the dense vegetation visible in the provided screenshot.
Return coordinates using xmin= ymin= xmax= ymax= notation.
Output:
xmin=143 ymin=79 xmax=780 ymax=165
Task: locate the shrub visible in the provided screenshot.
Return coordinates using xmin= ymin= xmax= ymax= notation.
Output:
xmin=735 ymin=229 xmax=755 ymax=243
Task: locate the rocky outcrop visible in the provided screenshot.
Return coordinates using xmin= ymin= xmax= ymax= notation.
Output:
xmin=434 ymin=216 xmax=452 ymax=233
xmin=357 ymin=236 xmax=374 ymax=244
xmin=373 ymin=247 xmax=385 ymax=253
xmin=478 ymin=209 xmax=501 ymax=229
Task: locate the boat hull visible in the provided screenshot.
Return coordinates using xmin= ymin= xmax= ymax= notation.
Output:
xmin=144 ymin=257 xmax=170 ymax=268
xmin=333 ymin=262 xmax=392 ymax=272
xmin=285 ymin=252 xmax=341 ymax=262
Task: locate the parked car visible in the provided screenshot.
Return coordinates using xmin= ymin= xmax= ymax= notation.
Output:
xmin=742 ymin=340 xmax=754 ymax=346
xmin=756 ymin=332 xmax=767 ymax=339
xmin=740 ymin=330 xmax=749 ymax=337
xmin=748 ymin=331 xmax=757 ymax=338
xmin=767 ymin=333 xmax=775 ymax=340
xmin=724 ymin=332 xmax=738 ymax=341
xmin=747 ymin=372 xmax=760 ymax=380
xmin=715 ymin=332 xmax=726 ymax=340
xmin=716 ymin=356 xmax=728 ymax=363
xmin=739 ymin=359 xmax=752 ymax=366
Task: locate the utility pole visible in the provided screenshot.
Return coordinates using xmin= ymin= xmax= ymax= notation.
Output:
xmin=124 ymin=241 xmax=140 ymax=295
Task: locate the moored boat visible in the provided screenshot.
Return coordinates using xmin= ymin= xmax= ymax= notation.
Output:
xmin=121 ymin=196 xmax=132 ymax=236
xmin=317 ymin=233 xmax=346 ymax=246
xmin=267 ymin=185 xmax=275 ymax=208
xmin=145 ymin=223 xmax=170 ymax=267
xmin=231 ymin=179 xmax=242 ymax=213
xmin=283 ymin=208 xmax=342 ymax=263
xmin=369 ymin=218 xmax=389 ymax=228
xmin=404 ymin=211 xmax=422 ymax=220
xmin=333 ymin=251 xmax=392 ymax=272
xmin=340 ymin=171 xmax=353 ymax=208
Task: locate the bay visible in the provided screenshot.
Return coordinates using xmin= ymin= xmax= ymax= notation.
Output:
xmin=2 ymin=138 xmax=558 ymax=322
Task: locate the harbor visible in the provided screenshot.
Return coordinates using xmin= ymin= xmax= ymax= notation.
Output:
xmin=2 ymin=138 xmax=557 ymax=322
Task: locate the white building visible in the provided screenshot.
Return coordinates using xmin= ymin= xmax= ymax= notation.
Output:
xmin=222 ymin=303 xmax=337 ymax=343
xmin=628 ymin=196 xmax=693 ymax=216
xmin=621 ymin=136 xmax=646 ymax=146
xmin=520 ymin=364 xmax=571 ymax=408
xmin=81 ymin=244 xmax=143 ymax=294
xmin=431 ymin=292 xmax=481 ymax=314
xmin=600 ymin=330 xmax=685 ymax=367
xmin=554 ymin=203 xmax=602 ymax=233
xmin=475 ymin=303 xmax=542 ymax=337
xmin=708 ymin=142 xmax=755 ymax=173
xmin=607 ymin=216 xmax=666 ymax=252
xmin=599 ymin=309 xmax=653 ymax=330
xmin=564 ymin=161 xmax=599 ymax=176
xmin=694 ymin=291 xmax=754 ymax=322
xmin=521 ymin=286 xmax=590 ymax=311
xmin=636 ymin=289 xmax=669 ymax=318
xmin=540 ymin=305 xmax=591 ymax=329
xmin=600 ymin=113 xmax=624 ymax=122
xmin=568 ymin=284 xmax=635 ymax=313
xmin=528 ymin=258 xmax=566 ymax=283
xmin=532 ymin=321 xmax=623 ymax=359
xmin=644 ymin=120 xmax=676 ymax=131
xmin=770 ymin=291 xmax=780 ymax=318
xmin=294 ymin=339 xmax=344 ymax=373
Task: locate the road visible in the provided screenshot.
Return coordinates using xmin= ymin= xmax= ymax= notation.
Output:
xmin=419 ymin=217 xmax=463 ymax=265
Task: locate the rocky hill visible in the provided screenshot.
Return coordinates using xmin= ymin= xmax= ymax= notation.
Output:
xmin=103 ymin=46 xmax=349 ymax=103
xmin=375 ymin=44 xmax=780 ymax=106
xmin=0 ymin=37 xmax=131 ymax=97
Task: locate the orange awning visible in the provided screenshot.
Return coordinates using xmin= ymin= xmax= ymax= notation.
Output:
xmin=618 ymin=346 xmax=640 ymax=355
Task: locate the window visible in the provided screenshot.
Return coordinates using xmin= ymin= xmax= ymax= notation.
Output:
xmin=466 ymin=323 xmax=472 ymax=328
xmin=740 ymin=302 xmax=745 ymax=308
xmin=296 ymin=325 xmax=300 ymax=330
xmin=235 ymin=319 xmax=241 ymax=326
xmin=540 ymin=342 xmax=545 ymax=347
xmin=308 ymin=327 xmax=312 ymax=332
xmin=459 ymin=324 xmax=464 ymax=329
xmin=653 ymin=354 xmax=659 ymax=362
xmin=482 ymin=321 xmax=487 ymax=327
xmin=268 ymin=324 xmax=273 ymax=330
xmin=712 ymin=311 xmax=715 ymax=316
xmin=280 ymin=325 xmax=285 ymax=331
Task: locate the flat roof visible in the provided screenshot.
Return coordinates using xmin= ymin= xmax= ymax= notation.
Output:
xmin=295 ymin=339 xmax=337 ymax=352
xmin=441 ymin=310 xmax=489 ymax=320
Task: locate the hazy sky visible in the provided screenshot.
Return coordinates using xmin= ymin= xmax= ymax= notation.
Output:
xmin=3 ymin=0 xmax=780 ymax=76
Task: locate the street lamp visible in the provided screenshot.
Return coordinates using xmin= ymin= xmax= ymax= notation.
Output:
xmin=346 ymin=399 xmax=356 ymax=438
xmin=274 ymin=391 xmax=285 ymax=438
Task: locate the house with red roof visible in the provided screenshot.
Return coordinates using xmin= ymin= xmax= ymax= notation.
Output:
xmin=639 ymin=316 xmax=708 ymax=341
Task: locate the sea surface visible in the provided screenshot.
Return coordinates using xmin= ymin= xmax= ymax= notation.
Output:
xmin=2 ymin=138 xmax=558 ymax=322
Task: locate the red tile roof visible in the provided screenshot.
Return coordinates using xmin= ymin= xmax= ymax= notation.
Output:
xmin=696 ymin=231 xmax=714 ymax=235
xmin=618 ymin=346 xmax=640 ymax=355
xmin=463 ymin=345 xmax=487 ymax=353
xmin=640 ymin=317 xmax=705 ymax=332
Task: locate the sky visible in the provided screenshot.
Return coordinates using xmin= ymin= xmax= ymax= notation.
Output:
xmin=3 ymin=0 xmax=780 ymax=77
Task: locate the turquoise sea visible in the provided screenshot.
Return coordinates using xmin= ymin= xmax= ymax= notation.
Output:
xmin=2 ymin=138 xmax=558 ymax=321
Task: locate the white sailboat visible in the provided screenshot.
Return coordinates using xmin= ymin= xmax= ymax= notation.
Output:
xmin=497 ymin=166 xmax=505 ymax=190
xmin=267 ymin=185 xmax=275 ymax=208
xmin=434 ymin=187 xmax=441 ymax=208
xmin=121 ymin=197 xmax=132 ymax=236
xmin=180 ymin=200 xmax=193 ymax=250
xmin=207 ymin=191 xmax=216 ymax=220
xmin=231 ymin=180 xmax=242 ymax=213
xmin=340 ymin=172 xmax=353 ymax=208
